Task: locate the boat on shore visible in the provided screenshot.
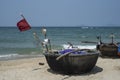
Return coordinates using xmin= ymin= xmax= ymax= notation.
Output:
xmin=81 ymin=33 xmax=120 ymax=58
xmin=96 ymin=33 xmax=120 ymax=57
xmin=44 ymin=49 xmax=99 ymax=74
xmin=34 ymin=27 xmax=99 ymax=74
xmin=97 ymin=43 xmax=119 ymax=57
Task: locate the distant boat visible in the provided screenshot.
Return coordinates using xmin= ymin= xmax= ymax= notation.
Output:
xmin=96 ymin=33 xmax=120 ymax=57
xmin=81 ymin=26 xmax=89 ymax=29
xmin=81 ymin=33 xmax=120 ymax=57
xmin=97 ymin=43 xmax=119 ymax=57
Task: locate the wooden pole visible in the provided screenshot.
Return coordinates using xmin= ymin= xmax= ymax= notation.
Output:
xmin=33 ymin=32 xmax=43 ymax=48
xmin=56 ymin=49 xmax=81 ymax=60
xmin=20 ymin=13 xmax=25 ymax=19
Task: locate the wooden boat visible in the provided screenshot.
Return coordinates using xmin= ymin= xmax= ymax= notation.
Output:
xmin=38 ymin=27 xmax=99 ymax=74
xmin=96 ymin=33 xmax=120 ymax=57
xmin=97 ymin=43 xmax=119 ymax=57
xmin=44 ymin=49 xmax=99 ymax=74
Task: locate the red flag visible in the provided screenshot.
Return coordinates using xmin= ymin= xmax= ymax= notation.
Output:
xmin=17 ymin=18 xmax=31 ymax=32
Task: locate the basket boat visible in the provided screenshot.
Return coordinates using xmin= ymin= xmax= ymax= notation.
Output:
xmin=44 ymin=50 xmax=99 ymax=74
xmin=97 ymin=43 xmax=119 ymax=57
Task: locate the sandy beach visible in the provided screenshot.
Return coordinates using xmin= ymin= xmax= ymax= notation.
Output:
xmin=0 ymin=56 xmax=120 ymax=80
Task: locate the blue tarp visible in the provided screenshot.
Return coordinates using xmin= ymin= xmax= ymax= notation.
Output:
xmin=59 ymin=49 xmax=87 ymax=54
xmin=118 ymin=44 xmax=120 ymax=52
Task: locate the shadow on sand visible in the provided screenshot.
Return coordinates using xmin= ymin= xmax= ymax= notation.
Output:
xmin=47 ymin=66 xmax=103 ymax=80
xmin=100 ymin=55 xmax=120 ymax=59
xmin=47 ymin=66 xmax=103 ymax=75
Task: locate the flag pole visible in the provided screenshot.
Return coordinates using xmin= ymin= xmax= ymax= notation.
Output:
xmin=41 ymin=27 xmax=49 ymax=52
xmin=33 ymin=32 xmax=44 ymax=48
xmin=20 ymin=13 xmax=25 ymax=19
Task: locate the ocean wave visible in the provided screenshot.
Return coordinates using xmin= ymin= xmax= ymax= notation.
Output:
xmin=0 ymin=53 xmax=42 ymax=61
xmin=0 ymin=54 xmax=19 ymax=58
xmin=62 ymin=44 xmax=96 ymax=49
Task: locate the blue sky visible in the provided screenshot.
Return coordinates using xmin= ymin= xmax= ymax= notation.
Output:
xmin=0 ymin=0 xmax=120 ymax=27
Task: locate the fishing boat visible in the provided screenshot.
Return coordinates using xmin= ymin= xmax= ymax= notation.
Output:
xmin=96 ymin=33 xmax=120 ymax=57
xmin=44 ymin=49 xmax=99 ymax=74
xmin=34 ymin=27 xmax=99 ymax=74
xmin=97 ymin=43 xmax=119 ymax=57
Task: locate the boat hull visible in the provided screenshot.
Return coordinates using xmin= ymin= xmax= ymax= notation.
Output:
xmin=97 ymin=44 xmax=119 ymax=57
xmin=44 ymin=53 xmax=99 ymax=74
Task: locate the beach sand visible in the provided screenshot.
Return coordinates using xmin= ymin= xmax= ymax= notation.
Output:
xmin=0 ymin=57 xmax=120 ymax=80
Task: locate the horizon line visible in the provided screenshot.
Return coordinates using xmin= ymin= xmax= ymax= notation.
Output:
xmin=0 ymin=25 xmax=120 ymax=27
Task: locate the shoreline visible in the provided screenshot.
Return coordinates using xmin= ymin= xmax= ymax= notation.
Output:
xmin=0 ymin=57 xmax=120 ymax=80
xmin=0 ymin=54 xmax=44 ymax=61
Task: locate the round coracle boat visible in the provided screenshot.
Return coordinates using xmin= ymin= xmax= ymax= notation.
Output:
xmin=97 ymin=43 xmax=119 ymax=57
xmin=44 ymin=49 xmax=99 ymax=74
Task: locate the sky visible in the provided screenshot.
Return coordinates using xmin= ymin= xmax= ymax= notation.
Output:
xmin=0 ymin=0 xmax=120 ymax=27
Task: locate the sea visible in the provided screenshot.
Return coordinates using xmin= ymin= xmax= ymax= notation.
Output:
xmin=0 ymin=26 xmax=120 ymax=60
